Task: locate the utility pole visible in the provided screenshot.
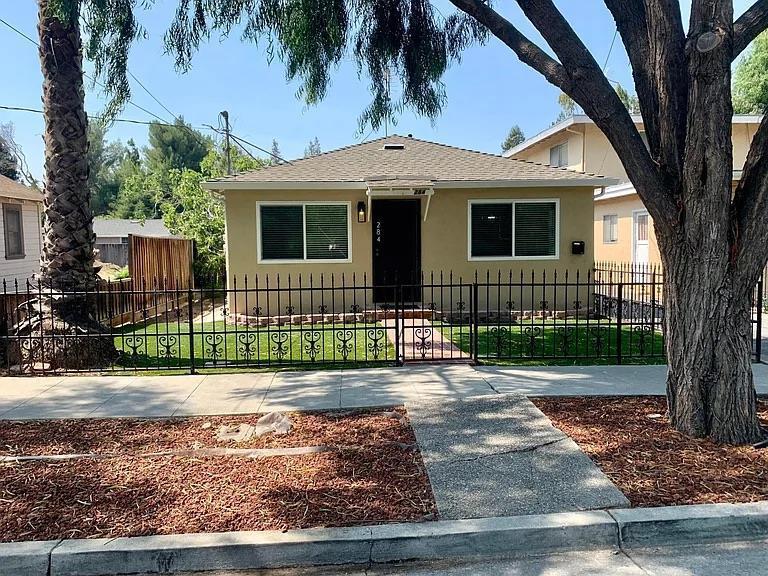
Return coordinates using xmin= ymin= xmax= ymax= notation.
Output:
xmin=220 ymin=110 xmax=232 ymax=175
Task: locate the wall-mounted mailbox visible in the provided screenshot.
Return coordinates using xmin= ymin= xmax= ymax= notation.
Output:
xmin=571 ymin=241 xmax=586 ymax=255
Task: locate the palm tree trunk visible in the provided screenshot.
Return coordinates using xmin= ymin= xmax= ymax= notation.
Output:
xmin=6 ymin=0 xmax=117 ymax=372
xmin=38 ymin=0 xmax=95 ymax=290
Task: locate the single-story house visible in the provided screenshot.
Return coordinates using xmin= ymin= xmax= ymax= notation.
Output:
xmin=0 ymin=175 xmax=42 ymax=286
xmin=507 ymin=114 xmax=763 ymax=267
xmin=93 ymin=218 xmax=176 ymax=266
xmin=203 ymin=135 xmax=614 ymax=312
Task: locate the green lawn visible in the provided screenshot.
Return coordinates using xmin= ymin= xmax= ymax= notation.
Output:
xmin=441 ymin=321 xmax=666 ymax=366
xmin=112 ymin=321 xmax=395 ymax=369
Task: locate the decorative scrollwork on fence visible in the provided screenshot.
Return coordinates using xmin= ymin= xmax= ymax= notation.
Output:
xmin=456 ymin=301 xmax=466 ymax=312
xmin=379 ymin=303 xmax=392 ymax=313
xmin=270 ymin=332 xmax=289 ymax=360
xmin=174 ymin=307 xmax=182 ymax=320
xmin=303 ymin=331 xmax=322 ymax=361
xmin=427 ymin=302 xmax=437 ymax=312
xmin=414 ymin=327 xmax=432 ymax=359
xmin=573 ymin=300 xmax=583 ymax=311
xmin=490 ymin=326 xmax=508 ymax=357
xmin=221 ymin=306 xmax=229 ymax=317
xmin=505 ymin=300 xmax=515 ymax=311
xmin=158 ymin=335 xmax=178 ymax=360
xmin=19 ymin=337 xmax=42 ymax=367
xmin=125 ymin=336 xmax=145 ymax=360
xmin=140 ymin=308 xmax=149 ymax=320
xmin=555 ymin=326 xmax=576 ymax=356
xmin=318 ymin=304 xmax=328 ymax=314
xmin=523 ymin=326 xmax=542 ymax=357
xmin=633 ymin=324 xmax=653 ymax=356
xmin=367 ymin=328 xmax=386 ymax=359
xmin=539 ymin=300 xmax=549 ymax=311
xmin=204 ymin=334 xmax=224 ymax=364
xmin=589 ymin=326 xmax=609 ymax=357
xmin=285 ymin=305 xmax=295 ymax=315
xmin=237 ymin=332 xmax=258 ymax=361
xmin=252 ymin=306 xmax=263 ymax=317
xmin=335 ymin=329 xmax=354 ymax=361
xmin=350 ymin=304 xmax=361 ymax=314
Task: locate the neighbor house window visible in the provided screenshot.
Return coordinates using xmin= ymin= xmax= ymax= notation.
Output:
xmin=469 ymin=200 xmax=558 ymax=260
xmin=259 ymin=203 xmax=350 ymax=262
xmin=2 ymin=203 xmax=24 ymax=259
xmin=603 ymin=214 xmax=618 ymax=243
xmin=549 ymin=142 xmax=568 ymax=168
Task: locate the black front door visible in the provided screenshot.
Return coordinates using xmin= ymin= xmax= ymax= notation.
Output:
xmin=372 ymin=199 xmax=421 ymax=302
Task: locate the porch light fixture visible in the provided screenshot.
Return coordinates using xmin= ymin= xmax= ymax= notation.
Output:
xmin=357 ymin=201 xmax=367 ymax=223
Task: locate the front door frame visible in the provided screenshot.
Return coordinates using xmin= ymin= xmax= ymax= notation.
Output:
xmin=371 ymin=198 xmax=422 ymax=302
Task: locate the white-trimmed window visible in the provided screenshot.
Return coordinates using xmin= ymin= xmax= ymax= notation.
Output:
xmin=468 ymin=200 xmax=559 ymax=260
xmin=2 ymin=203 xmax=24 ymax=259
xmin=549 ymin=142 xmax=568 ymax=168
xmin=258 ymin=202 xmax=351 ymax=263
xmin=603 ymin=214 xmax=618 ymax=244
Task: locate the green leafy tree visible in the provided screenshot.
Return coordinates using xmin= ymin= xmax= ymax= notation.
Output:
xmin=0 ymin=133 xmax=19 ymax=181
xmin=270 ymin=139 xmax=283 ymax=165
xmin=304 ymin=137 xmax=322 ymax=157
xmin=162 ymin=148 xmax=265 ymax=282
xmin=87 ymin=120 xmax=132 ymax=214
xmin=614 ymin=84 xmax=641 ymax=114
xmin=501 ymin=125 xmax=525 ymax=153
xmin=110 ymin=171 xmax=164 ymax=219
xmin=145 ymin=118 xmax=212 ymax=176
xmin=555 ymin=93 xmax=577 ymax=123
xmin=734 ymin=31 xmax=768 ymax=113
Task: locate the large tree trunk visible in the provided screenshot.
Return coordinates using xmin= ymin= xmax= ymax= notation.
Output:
xmin=663 ymin=252 xmax=763 ymax=444
xmin=7 ymin=0 xmax=116 ymax=372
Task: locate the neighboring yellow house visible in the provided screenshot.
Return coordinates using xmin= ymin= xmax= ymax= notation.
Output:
xmin=203 ymin=135 xmax=614 ymax=311
xmin=507 ymin=114 xmax=763 ymax=266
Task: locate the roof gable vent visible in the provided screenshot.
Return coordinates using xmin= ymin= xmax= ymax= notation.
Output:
xmin=382 ymin=144 xmax=405 ymax=150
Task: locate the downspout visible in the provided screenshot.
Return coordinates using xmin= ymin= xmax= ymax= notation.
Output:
xmin=565 ymin=126 xmax=586 ymax=172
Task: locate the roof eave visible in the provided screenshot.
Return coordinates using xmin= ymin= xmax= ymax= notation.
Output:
xmin=203 ymin=177 xmax=617 ymax=192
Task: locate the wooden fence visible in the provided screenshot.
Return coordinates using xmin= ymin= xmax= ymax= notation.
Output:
xmin=128 ymin=234 xmax=194 ymax=290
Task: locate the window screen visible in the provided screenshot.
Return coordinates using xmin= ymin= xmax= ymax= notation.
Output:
xmin=603 ymin=214 xmax=618 ymax=243
xmin=470 ymin=203 xmax=513 ymax=258
xmin=260 ymin=205 xmax=304 ymax=260
xmin=3 ymin=204 xmax=23 ymax=258
xmin=549 ymin=142 xmax=568 ymax=168
xmin=514 ymin=202 xmax=557 ymax=257
xmin=305 ymin=204 xmax=348 ymax=260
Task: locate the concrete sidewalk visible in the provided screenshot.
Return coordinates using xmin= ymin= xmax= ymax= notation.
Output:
xmin=0 ymin=363 xmax=767 ymax=420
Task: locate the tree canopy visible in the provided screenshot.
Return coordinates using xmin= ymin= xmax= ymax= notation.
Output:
xmin=0 ymin=134 xmax=19 ymax=181
xmin=734 ymin=31 xmax=768 ymax=113
xmin=501 ymin=125 xmax=525 ymax=153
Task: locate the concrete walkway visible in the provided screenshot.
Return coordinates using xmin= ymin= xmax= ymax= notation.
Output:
xmin=1 ymin=363 xmax=767 ymax=420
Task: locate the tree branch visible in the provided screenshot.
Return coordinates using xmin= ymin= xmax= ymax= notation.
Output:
xmin=447 ymin=0 xmax=571 ymax=91
xmin=732 ymin=114 xmax=768 ymax=283
xmin=733 ymin=0 xmax=768 ymax=58
xmin=603 ymin=0 xmax=687 ymax=187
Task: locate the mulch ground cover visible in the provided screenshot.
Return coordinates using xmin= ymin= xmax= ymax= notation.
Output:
xmin=0 ymin=409 xmax=436 ymax=542
xmin=533 ymin=396 xmax=768 ymax=507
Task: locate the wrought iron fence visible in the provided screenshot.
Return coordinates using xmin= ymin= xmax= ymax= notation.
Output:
xmin=0 ymin=267 xmax=762 ymax=374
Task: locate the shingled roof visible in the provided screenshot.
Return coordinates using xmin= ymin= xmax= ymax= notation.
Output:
xmin=0 ymin=175 xmax=42 ymax=202
xmin=203 ymin=135 xmax=614 ymax=190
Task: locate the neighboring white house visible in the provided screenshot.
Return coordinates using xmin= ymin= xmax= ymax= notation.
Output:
xmin=93 ymin=218 xmax=177 ymax=266
xmin=0 ymin=175 xmax=42 ymax=285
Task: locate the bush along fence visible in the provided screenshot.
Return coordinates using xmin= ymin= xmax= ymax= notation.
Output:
xmin=0 ymin=265 xmax=763 ymax=374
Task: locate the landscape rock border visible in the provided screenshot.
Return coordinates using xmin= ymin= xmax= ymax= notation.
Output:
xmin=3 ymin=502 xmax=767 ymax=576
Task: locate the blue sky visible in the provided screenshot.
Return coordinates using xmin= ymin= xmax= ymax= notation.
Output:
xmin=0 ymin=1 xmax=753 ymax=180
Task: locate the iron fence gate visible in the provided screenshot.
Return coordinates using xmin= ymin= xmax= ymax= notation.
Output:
xmin=0 ymin=267 xmax=763 ymax=374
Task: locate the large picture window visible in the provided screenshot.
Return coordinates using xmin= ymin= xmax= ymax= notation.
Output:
xmin=259 ymin=202 xmax=350 ymax=262
xmin=469 ymin=200 xmax=559 ymax=260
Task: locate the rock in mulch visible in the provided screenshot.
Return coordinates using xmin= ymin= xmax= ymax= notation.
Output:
xmin=216 ymin=412 xmax=293 ymax=442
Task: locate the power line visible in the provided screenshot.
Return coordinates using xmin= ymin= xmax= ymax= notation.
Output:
xmin=127 ymin=70 xmax=177 ymax=122
xmin=0 ymin=104 xmax=215 ymax=131
xmin=228 ymin=132 xmax=293 ymax=165
xmin=0 ymin=17 xmax=37 ymax=46
xmin=602 ymin=29 xmax=618 ymax=72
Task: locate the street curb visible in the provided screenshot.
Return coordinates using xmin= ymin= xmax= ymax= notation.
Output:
xmin=2 ymin=502 xmax=767 ymax=576
xmin=610 ymin=501 xmax=768 ymax=548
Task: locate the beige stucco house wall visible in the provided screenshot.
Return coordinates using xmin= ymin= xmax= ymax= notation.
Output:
xmin=508 ymin=115 xmax=763 ymax=266
xmin=207 ymin=136 xmax=612 ymax=314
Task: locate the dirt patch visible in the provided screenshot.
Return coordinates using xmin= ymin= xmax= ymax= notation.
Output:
xmin=0 ymin=408 xmax=436 ymax=542
xmin=533 ymin=396 xmax=768 ymax=507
